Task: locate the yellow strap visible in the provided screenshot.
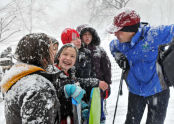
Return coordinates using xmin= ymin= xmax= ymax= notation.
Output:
xmin=1 ymin=64 xmax=45 ymax=93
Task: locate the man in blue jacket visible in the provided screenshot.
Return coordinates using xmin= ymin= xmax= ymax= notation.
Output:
xmin=107 ymin=8 xmax=174 ymax=124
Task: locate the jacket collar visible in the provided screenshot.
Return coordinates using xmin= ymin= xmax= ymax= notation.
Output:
xmin=1 ymin=63 xmax=45 ymax=93
xmin=130 ymin=28 xmax=143 ymax=47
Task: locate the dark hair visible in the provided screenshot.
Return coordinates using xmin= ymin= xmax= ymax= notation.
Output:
xmin=80 ymin=27 xmax=100 ymax=46
xmin=15 ymin=33 xmax=57 ymax=67
xmin=54 ymin=43 xmax=78 ymax=64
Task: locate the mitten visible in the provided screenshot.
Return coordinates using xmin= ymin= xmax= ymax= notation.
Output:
xmin=81 ymin=101 xmax=89 ymax=120
xmin=82 ymin=109 xmax=89 ymax=120
xmin=81 ymin=100 xmax=89 ymax=109
xmin=64 ymin=84 xmax=86 ymax=104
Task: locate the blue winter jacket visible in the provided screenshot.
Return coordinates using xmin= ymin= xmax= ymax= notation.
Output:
xmin=110 ymin=23 xmax=174 ymax=97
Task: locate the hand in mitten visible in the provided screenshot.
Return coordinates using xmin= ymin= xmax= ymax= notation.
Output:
xmin=64 ymin=84 xmax=86 ymax=104
xmin=81 ymin=101 xmax=89 ymax=120
xmin=82 ymin=109 xmax=89 ymax=120
xmin=81 ymin=101 xmax=89 ymax=109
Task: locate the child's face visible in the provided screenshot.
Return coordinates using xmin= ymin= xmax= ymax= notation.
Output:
xmin=53 ymin=43 xmax=58 ymax=57
xmin=82 ymin=31 xmax=92 ymax=45
xmin=58 ymin=47 xmax=76 ymax=72
xmin=71 ymin=37 xmax=81 ymax=49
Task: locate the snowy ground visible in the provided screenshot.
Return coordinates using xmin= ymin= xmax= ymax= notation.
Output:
xmin=0 ymin=64 xmax=174 ymax=124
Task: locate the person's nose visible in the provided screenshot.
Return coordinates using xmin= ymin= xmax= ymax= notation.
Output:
xmin=66 ymin=55 xmax=71 ymax=60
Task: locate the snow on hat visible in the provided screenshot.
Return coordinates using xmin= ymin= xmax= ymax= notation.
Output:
xmin=61 ymin=28 xmax=80 ymax=44
xmin=76 ymin=24 xmax=89 ymax=33
xmin=107 ymin=8 xmax=140 ymax=34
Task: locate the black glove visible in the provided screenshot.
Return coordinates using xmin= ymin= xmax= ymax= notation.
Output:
xmin=115 ymin=52 xmax=129 ymax=70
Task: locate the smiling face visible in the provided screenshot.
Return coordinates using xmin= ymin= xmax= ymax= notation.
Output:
xmin=82 ymin=31 xmax=92 ymax=45
xmin=58 ymin=47 xmax=77 ymax=73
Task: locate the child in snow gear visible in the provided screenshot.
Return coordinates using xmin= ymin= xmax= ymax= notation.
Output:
xmin=60 ymin=28 xmax=95 ymax=123
xmin=79 ymin=26 xmax=112 ymax=124
xmin=108 ymin=8 xmax=174 ymax=124
xmin=54 ymin=43 xmax=86 ymax=124
xmin=1 ymin=33 xmax=61 ymax=124
xmin=60 ymin=27 xmax=112 ymax=123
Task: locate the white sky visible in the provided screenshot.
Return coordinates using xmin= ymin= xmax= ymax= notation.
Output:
xmin=0 ymin=0 xmax=174 ymax=52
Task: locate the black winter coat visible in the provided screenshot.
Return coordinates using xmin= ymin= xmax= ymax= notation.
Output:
xmin=36 ymin=65 xmax=75 ymax=120
xmin=54 ymin=66 xmax=75 ymax=120
xmin=1 ymin=63 xmax=60 ymax=124
xmin=77 ymin=27 xmax=112 ymax=102
xmin=82 ymin=45 xmax=112 ymax=101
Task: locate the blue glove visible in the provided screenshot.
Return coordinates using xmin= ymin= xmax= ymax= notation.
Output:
xmin=81 ymin=101 xmax=89 ymax=109
xmin=82 ymin=109 xmax=89 ymax=120
xmin=81 ymin=101 xmax=89 ymax=120
xmin=64 ymin=84 xmax=86 ymax=104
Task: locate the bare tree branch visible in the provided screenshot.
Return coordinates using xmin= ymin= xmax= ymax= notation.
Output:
xmin=124 ymin=0 xmax=130 ymax=7
xmin=87 ymin=0 xmax=131 ymax=28
xmin=1 ymin=16 xmax=16 ymax=31
xmin=14 ymin=0 xmax=30 ymax=32
xmin=0 ymin=1 xmax=16 ymax=13
xmin=105 ymin=0 xmax=120 ymax=9
xmin=0 ymin=29 xmax=21 ymax=42
xmin=2 ymin=28 xmax=10 ymax=34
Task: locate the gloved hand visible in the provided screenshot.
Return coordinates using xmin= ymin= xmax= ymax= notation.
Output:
xmin=81 ymin=100 xmax=89 ymax=109
xmin=82 ymin=109 xmax=89 ymax=120
xmin=81 ymin=101 xmax=89 ymax=120
xmin=115 ymin=52 xmax=129 ymax=70
xmin=64 ymin=84 xmax=86 ymax=104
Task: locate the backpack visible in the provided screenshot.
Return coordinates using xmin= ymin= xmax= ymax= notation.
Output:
xmin=158 ymin=41 xmax=174 ymax=87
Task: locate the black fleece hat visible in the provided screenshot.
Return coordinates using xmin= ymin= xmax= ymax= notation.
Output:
xmin=80 ymin=27 xmax=100 ymax=46
xmin=120 ymin=23 xmax=140 ymax=33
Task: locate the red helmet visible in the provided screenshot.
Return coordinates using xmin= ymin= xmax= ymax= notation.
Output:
xmin=107 ymin=8 xmax=140 ymax=34
xmin=61 ymin=28 xmax=80 ymax=44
